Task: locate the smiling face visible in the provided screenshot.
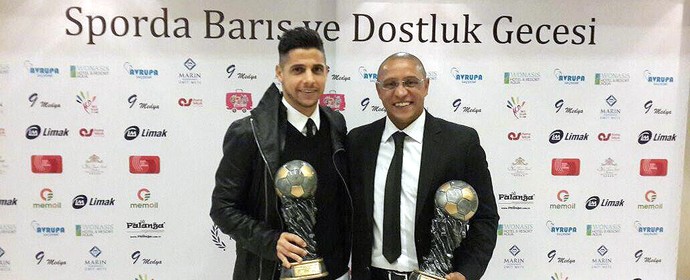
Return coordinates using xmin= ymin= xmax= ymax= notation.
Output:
xmin=275 ymin=48 xmax=328 ymax=116
xmin=376 ymin=57 xmax=429 ymax=130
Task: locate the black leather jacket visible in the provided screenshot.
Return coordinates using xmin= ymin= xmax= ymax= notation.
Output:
xmin=210 ymin=83 xmax=352 ymax=280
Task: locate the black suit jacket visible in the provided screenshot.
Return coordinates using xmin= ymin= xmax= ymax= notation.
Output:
xmin=347 ymin=112 xmax=499 ymax=280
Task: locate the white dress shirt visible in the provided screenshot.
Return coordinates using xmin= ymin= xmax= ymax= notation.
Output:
xmin=282 ymin=97 xmax=320 ymax=135
xmin=371 ymin=112 xmax=426 ymax=272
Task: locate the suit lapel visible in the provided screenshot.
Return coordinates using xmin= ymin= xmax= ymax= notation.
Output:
xmin=416 ymin=112 xmax=442 ymax=222
xmin=363 ymin=118 xmax=386 ymax=224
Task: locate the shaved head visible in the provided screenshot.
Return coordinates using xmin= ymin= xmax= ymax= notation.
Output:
xmin=377 ymin=52 xmax=426 ymax=78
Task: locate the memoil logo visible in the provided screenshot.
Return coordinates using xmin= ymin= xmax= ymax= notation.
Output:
xmin=640 ymin=159 xmax=667 ymax=176
xmin=643 ymin=70 xmax=673 ymax=86
xmin=130 ymin=156 xmax=160 ymax=174
xmin=551 ymin=158 xmax=580 ymax=176
xmin=31 ymin=155 xmax=62 ymax=174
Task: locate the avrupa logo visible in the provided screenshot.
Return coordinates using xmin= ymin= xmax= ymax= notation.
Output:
xmin=643 ymin=70 xmax=674 ymax=86
xmin=31 ymin=220 xmax=65 ymax=236
xmin=358 ymin=66 xmax=377 ymax=81
xmin=450 ymin=67 xmax=482 ymax=84
xmin=124 ymin=62 xmax=158 ymax=79
xmin=554 ymin=68 xmax=585 ymax=85
xmin=634 ymin=221 xmax=663 ymax=236
xmin=546 ymin=220 xmax=577 ymax=236
xmin=24 ymin=60 xmax=59 ymax=77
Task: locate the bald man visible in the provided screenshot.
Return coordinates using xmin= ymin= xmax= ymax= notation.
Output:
xmin=347 ymin=53 xmax=499 ymax=280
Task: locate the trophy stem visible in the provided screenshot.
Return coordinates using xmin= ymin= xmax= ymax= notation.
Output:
xmin=280 ymin=258 xmax=329 ymax=280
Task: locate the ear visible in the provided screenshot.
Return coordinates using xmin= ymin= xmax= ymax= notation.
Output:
xmin=422 ymin=78 xmax=430 ymax=97
xmin=275 ymin=64 xmax=283 ymax=83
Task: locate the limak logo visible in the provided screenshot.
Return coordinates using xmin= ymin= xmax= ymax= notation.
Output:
xmin=637 ymin=130 xmax=676 ymax=144
xmin=358 ymin=66 xmax=377 ymax=81
xmin=644 ymin=70 xmax=673 ymax=86
xmin=26 ymin=125 xmax=69 ymax=139
xmin=554 ymin=68 xmax=585 ymax=85
xmin=72 ymin=195 xmax=115 ymax=209
xmin=124 ymin=62 xmax=158 ymax=79
xmin=124 ymin=126 xmax=167 ymax=140
xmin=549 ymin=129 xmax=588 ymax=144
xmin=585 ymin=196 xmax=624 ymax=210
xmin=25 ymin=60 xmax=59 ymax=77
xmin=450 ymin=67 xmax=482 ymax=84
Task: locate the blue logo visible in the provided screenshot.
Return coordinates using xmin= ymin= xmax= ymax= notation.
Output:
xmin=358 ymin=66 xmax=377 ymax=81
xmin=644 ymin=70 xmax=673 ymax=86
xmin=89 ymin=246 xmax=102 ymax=258
xmin=554 ymin=68 xmax=585 ymax=84
xmin=450 ymin=67 xmax=482 ymax=84
xmin=124 ymin=62 xmax=158 ymax=79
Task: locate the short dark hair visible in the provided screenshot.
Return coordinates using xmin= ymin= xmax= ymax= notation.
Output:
xmin=278 ymin=27 xmax=325 ymax=65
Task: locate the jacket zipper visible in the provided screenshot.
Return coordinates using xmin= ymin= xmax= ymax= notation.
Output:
xmin=250 ymin=118 xmax=283 ymax=279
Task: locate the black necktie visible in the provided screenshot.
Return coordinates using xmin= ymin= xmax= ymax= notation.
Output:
xmin=383 ymin=131 xmax=406 ymax=263
xmin=305 ymin=118 xmax=316 ymax=137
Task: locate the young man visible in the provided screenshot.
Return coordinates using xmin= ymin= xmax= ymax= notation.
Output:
xmin=210 ymin=27 xmax=352 ymax=280
xmin=348 ymin=53 xmax=499 ymax=280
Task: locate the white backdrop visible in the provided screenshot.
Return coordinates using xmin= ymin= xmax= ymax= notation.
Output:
xmin=0 ymin=1 xmax=688 ymax=279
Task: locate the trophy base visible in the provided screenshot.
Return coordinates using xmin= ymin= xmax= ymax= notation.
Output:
xmin=279 ymin=258 xmax=329 ymax=280
xmin=409 ymin=270 xmax=445 ymax=280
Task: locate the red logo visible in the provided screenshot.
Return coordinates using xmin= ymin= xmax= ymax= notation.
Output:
xmin=178 ymin=98 xmax=203 ymax=107
xmin=597 ymin=132 xmax=620 ymax=141
xmin=79 ymin=128 xmax=104 ymax=137
xmin=557 ymin=190 xmax=570 ymax=202
xmin=551 ymin=158 xmax=580 ymax=176
xmin=129 ymin=156 xmax=160 ymax=174
xmin=31 ymin=155 xmax=63 ymax=173
xmin=319 ymin=92 xmax=346 ymax=111
xmin=226 ymin=91 xmax=253 ymax=112
xmin=640 ymin=159 xmax=667 ymax=176
xmin=645 ymin=190 xmax=657 ymax=202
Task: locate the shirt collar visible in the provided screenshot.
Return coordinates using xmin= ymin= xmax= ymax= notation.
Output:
xmin=382 ymin=110 xmax=426 ymax=144
xmin=281 ymin=96 xmax=321 ymax=132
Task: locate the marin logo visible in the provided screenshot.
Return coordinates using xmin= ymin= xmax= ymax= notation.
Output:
xmin=592 ymin=245 xmax=612 ymax=269
xmin=600 ymin=95 xmax=620 ymax=120
xmin=85 ymin=246 xmax=107 ymax=271
xmin=450 ymin=67 xmax=482 ymax=84
xmin=226 ymin=91 xmax=253 ymax=112
xmin=124 ymin=62 xmax=158 ymax=79
xmin=179 ymin=58 xmax=201 ymax=84
xmin=554 ymin=68 xmax=585 ymax=84
xmin=643 ymin=70 xmax=673 ymax=86
xmin=504 ymin=245 xmax=524 ymax=269
xmin=25 ymin=60 xmax=59 ymax=77
xmin=554 ymin=99 xmax=583 ymax=114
